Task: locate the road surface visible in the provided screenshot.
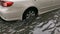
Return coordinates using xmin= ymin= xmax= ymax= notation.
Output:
xmin=0 ymin=9 xmax=60 ymax=34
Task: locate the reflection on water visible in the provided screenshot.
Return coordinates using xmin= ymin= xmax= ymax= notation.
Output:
xmin=28 ymin=9 xmax=60 ymax=34
xmin=0 ymin=9 xmax=60 ymax=34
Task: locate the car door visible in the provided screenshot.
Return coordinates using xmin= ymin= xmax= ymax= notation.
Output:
xmin=33 ymin=0 xmax=55 ymax=13
xmin=38 ymin=0 xmax=54 ymax=8
xmin=52 ymin=0 xmax=60 ymax=5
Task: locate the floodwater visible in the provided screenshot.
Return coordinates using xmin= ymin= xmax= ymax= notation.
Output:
xmin=0 ymin=9 xmax=60 ymax=34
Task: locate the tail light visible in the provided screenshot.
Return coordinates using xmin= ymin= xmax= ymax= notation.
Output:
xmin=1 ymin=1 xmax=13 ymax=7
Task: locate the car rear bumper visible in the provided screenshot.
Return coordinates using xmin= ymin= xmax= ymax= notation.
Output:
xmin=0 ymin=11 xmax=20 ymax=21
xmin=0 ymin=6 xmax=21 ymax=21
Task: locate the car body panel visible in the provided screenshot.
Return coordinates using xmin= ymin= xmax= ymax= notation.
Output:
xmin=0 ymin=0 xmax=60 ymax=21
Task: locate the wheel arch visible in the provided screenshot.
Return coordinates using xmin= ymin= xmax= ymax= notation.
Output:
xmin=22 ymin=6 xmax=38 ymax=20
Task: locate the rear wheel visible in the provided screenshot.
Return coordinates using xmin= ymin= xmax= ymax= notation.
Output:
xmin=23 ymin=7 xmax=38 ymax=20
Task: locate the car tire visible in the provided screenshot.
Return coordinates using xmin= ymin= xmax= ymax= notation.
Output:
xmin=23 ymin=7 xmax=38 ymax=20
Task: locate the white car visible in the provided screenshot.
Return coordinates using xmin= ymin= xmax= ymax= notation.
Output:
xmin=0 ymin=0 xmax=60 ymax=21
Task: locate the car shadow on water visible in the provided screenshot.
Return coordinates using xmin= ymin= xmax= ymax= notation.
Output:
xmin=0 ymin=9 xmax=60 ymax=34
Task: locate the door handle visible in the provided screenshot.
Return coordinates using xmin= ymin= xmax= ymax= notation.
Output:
xmin=34 ymin=0 xmax=36 ymax=1
xmin=51 ymin=0 xmax=53 ymax=2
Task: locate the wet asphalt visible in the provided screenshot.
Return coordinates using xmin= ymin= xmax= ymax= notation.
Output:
xmin=0 ymin=9 xmax=60 ymax=34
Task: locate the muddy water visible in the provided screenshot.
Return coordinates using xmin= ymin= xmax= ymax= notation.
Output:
xmin=0 ymin=9 xmax=60 ymax=34
xmin=25 ymin=9 xmax=60 ymax=34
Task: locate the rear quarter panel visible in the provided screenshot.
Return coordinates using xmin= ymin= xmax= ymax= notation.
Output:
xmin=3 ymin=0 xmax=35 ymax=20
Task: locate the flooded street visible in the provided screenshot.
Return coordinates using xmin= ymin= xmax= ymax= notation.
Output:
xmin=0 ymin=9 xmax=60 ymax=34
